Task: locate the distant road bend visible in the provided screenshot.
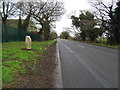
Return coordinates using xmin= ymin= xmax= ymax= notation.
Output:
xmin=57 ymin=39 xmax=118 ymax=88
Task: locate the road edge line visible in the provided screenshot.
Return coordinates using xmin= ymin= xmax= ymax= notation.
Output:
xmin=54 ymin=41 xmax=63 ymax=88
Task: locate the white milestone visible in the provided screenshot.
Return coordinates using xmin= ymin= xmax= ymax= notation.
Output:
xmin=25 ymin=35 xmax=32 ymax=50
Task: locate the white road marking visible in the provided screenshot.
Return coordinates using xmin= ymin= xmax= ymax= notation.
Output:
xmin=64 ymin=44 xmax=111 ymax=88
xmin=78 ymin=45 xmax=85 ymax=48
xmin=64 ymin=45 xmax=73 ymax=53
xmin=81 ymin=46 xmax=85 ymax=48
xmin=55 ymin=42 xmax=63 ymax=88
xmin=72 ymin=53 xmax=111 ymax=88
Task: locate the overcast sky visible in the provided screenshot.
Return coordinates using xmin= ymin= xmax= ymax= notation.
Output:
xmin=55 ymin=0 xmax=92 ymax=36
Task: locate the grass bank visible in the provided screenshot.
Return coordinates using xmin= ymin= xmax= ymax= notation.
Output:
xmin=2 ymin=40 xmax=56 ymax=84
xmin=91 ymin=43 xmax=120 ymax=49
xmin=80 ymin=41 xmax=120 ymax=49
xmin=69 ymin=39 xmax=120 ymax=49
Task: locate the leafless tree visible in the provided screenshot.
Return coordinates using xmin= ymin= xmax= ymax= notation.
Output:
xmin=32 ymin=0 xmax=64 ymax=24
xmin=31 ymin=0 xmax=65 ymax=40
xmin=16 ymin=1 xmax=38 ymax=30
xmin=0 ymin=0 xmax=17 ymax=25
xmin=88 ymin=0 xmax=117 ymax=35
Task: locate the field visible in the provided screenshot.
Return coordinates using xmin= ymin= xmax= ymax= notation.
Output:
xmin=2 ymin=40 xmax=56 ymax=85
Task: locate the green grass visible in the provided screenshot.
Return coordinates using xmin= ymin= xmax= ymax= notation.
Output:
xmin=2 ymin=40 xmax=56 ymax=83
xmin=96 ymin=37 xmax=107 ymax=43
xmin=69 ymin=39 xmax=120 ymax=49
xmin=91 ymin=43 xmax=120 ymax=49
xmin=79 ymin=41 xmax=120 ymax=49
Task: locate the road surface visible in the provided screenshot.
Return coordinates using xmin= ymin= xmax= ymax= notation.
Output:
xmin=57 ymin=39 xmax=118 ymax=88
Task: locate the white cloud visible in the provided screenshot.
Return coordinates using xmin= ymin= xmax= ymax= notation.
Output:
xmin=55 ymin=0 xmax=92 ymax=36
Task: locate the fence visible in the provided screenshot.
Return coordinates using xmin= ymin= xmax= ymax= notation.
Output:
xmin=2 ymin=25 xmax=39 ymax=42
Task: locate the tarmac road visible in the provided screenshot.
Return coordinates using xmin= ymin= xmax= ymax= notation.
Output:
xmin=57 ymin=39 xmax=118 ymax=88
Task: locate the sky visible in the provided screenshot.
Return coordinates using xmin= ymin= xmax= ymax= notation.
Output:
xmin=55 ymin=0 xmax=92 ymax=36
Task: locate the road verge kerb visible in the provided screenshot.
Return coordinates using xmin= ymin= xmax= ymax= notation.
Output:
xmin=54 ymin=41 xmax=63 ymax=88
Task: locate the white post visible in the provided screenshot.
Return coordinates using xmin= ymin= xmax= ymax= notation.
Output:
xmin=25 ymin=35 xmax=32 ymax=50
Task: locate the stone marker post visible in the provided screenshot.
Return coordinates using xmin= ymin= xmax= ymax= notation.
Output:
xmin=25 ymin=35 xmax=32 ymax=50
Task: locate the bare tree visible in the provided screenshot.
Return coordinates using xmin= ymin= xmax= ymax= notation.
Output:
xmin=0 ymin=0 xmax=17 ymax=41
xmin=16 ymin=2 xmax=38 ymax=30
xmin=0 ymin=0 xmax=17 ymax=25
xmin=88 ymin=0 xmax=120 ymax=44
xmin=88 ymin=0 xmax=117 ymax=35
xmin=32 ymin=0 xmax=65 ymax=40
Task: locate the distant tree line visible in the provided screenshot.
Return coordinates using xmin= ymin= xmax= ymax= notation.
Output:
xmin=71 ymin=11 xmax=103 ymax=42
xmin=60 ymin=31 xmax=69 ymax=39
xmin=0 ymin=0 xmax=64 ymax=41
xmin=70 ymin=0 xmax=120 ymax=45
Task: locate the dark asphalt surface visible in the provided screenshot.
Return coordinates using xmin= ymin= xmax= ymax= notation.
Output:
xmin=58 ymin=39 xmax=118 ymax=88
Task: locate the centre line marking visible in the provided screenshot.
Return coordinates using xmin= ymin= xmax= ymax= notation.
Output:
xmin=78 ymin=45 xmax=85 ymax=48
xmin=64 ymin=45 xmax=73 ymax=53
xmin=81 ymin=46 xmax=85 ymax=48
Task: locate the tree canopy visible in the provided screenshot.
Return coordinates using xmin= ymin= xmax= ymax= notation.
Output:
xmin=60 ymin=31 xmax=69 ymax=39
xmin=89 ymin=0 xmax=119 ymax=44
xmin=71 ymin=11 xmax=103 ymax=42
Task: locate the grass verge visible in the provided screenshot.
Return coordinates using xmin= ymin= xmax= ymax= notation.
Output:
xmin=91 ymin=43 xmax=120 ymax=49
xmin=2 ymin=40 xmax=56 ymax=84
xmin=69 ymin=39 xmax=120 ymax=49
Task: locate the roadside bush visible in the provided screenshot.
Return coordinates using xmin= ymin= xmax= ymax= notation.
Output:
xmin=96 ymin=37 xmax=107 ymax=44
